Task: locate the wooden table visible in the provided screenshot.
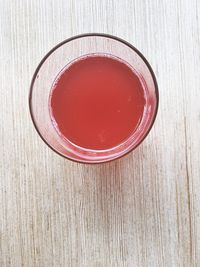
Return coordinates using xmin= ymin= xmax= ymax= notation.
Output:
xmin=0 ymin=0 xmax=200 ymax=266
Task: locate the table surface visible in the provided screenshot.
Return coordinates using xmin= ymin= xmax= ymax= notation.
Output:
xmin=0 ymin=0 xmax=200 ymax=266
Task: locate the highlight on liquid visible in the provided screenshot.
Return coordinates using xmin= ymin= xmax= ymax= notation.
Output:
xmin=49 ymin=54 xmax=148 ymax=151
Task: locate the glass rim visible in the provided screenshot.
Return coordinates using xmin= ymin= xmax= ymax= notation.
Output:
xmin=29 ymin=33 xmax=159 ymax=164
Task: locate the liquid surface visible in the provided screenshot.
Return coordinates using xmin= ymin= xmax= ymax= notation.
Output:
xmin=49 ymin=54 xmax=146 ymax=150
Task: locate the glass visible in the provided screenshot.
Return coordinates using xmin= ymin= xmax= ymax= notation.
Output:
xmin=29 ymin=33 xmax=159 ymax=163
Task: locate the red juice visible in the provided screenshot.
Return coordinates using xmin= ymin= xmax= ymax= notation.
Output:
xmin=49 ymin=54 xmax=146 ymax=150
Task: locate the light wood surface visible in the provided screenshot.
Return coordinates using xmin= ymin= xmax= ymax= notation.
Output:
xmin=0 ymin=0 xmax=200 ymax=266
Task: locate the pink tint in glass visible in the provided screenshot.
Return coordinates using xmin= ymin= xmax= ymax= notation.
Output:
xmin=29 ymin=34 xmax=159 ymax=163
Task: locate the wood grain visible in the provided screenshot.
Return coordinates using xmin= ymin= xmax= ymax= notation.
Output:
xmin=0 ymin=0 xmax=200 ymax=266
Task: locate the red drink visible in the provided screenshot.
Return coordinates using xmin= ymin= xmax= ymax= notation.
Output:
xmin=49 ymin=54 xmax=146 ymax=150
